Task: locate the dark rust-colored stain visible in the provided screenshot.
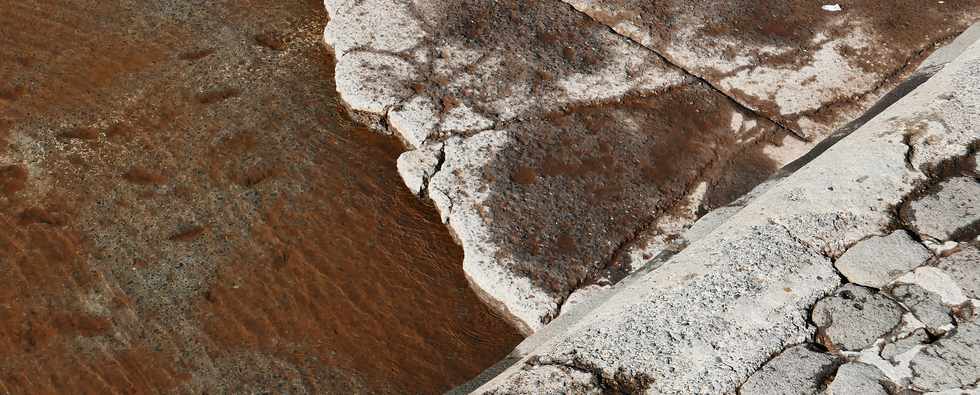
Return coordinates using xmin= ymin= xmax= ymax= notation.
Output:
xmin=595 ymin=0 xmax=978 ymax=67
xmin=196 ymin=87 xmax=242 ymax=104
xmin=481 ymin=83 xmax=782 ymax=300
xmin=168 ymin=225 xmax=207 ymax=242
xmin=123 ymin=167 xmax=168 ymax=185
xmin=178 ymin=48 xmax=217 ymax=61
xmin=405 ymin=0 xmax=663 ymax=136
xmin=0 ymin=0 xmax=520 ymax=393
xmin=58 ymin=126 xmax=99 ymax=140
xmin=254 ymin=31 xmax=287 ymax=51
xmin=18 ymin=207 xmax=68 ymax=227
xmin=437 ymin=0 xmax=608 ymax=73
xmin=511 ymin=165 xmax=538 ymax=186
xmin=0 ymin=165 xmax=28 ymax=197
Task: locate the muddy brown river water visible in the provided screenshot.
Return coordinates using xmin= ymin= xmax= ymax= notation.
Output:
xmin=0 ymin=1 xmax=521 ymax=393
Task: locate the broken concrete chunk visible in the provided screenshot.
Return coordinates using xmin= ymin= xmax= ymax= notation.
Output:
xmin=389 ymin=96 xmax=439 ymax=149
xmin=425 ymin=82 xmax=789 ymax=330
xmin=740 ymin=344 xmax=839 ymax=395
xmin=910 ymin=321 xmax=980 ymax=392
xmin=828 ymin=363 xmax=890 ymax=395
xmin=812 ymin=284 xmax=905 ymax=351
xmin=905 ymin=177 xmax=980 ymax=242
xmin=333 ymin=51 xmax=417 ymax=117
xmin=880 ymin=328 xmax=929 ymax=361
xmin=894 ymin=266 xmax=970 ymax=307
xmin=396 ymin=144 xmax=443 ymax=195
xmin=834 ymin=230 xmax=932 ymax=288
xmin=936 ymin=243 xmax=980 ymax=300
xmin=889 ymin=283 xmax=954 ymax=336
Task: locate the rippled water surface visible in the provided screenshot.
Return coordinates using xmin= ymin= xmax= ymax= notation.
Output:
xmin=0 ymin=0 xmax=521 ymax=393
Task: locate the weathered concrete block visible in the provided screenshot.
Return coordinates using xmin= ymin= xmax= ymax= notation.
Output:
xmin=834 ymin=230 xmax=931 ymax=288
xmin=812 ymin=285 xmax=905 ymax=351
xmin=740 ymin=345 xmax=839 ymax=395
xmin=906 ymin=177 xmax=980 ymax=242
xmin=889 ymin=283 xmax=953 ymax=336
xmin=828 ymin=363 xmax=890 ymax=395
xmin=483 ymin=365 xmax=600 ymax=395
xmin=936 ymin=244 xmax=980 ymax=300
xmin=479 ymin=37 xmax=980 ymax=393
xmin=910 ymin=322 xmax=980 ymax=392
xmin=879 ymin=328 xmax=929 ymax=361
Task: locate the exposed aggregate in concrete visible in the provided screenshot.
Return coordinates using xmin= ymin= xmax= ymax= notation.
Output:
xmin=812 ymin=285 xmax=905 ymax=352
xmin=739 ymin=344 xmax=840 ymax=395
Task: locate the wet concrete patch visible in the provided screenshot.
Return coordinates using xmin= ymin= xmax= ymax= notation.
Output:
xmin=480 ymin=82 xmax=784 ymax=300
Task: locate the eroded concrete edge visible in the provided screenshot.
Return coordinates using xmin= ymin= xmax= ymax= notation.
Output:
xmin=320 ymin=0 xmax=787 ymax=333
xmin=449 ymin=21 xmax=980 ymax=394
xmin=474 ymin=29 xmax=980 ymax=395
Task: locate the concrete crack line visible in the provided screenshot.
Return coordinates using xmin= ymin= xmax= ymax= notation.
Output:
xmin=554 ymin=0 xmax=805 ymax=140
xmin=528 ymin=357 xmax=652 ymax=393
xmin=417 ymin=142 xmax=447 ymax=199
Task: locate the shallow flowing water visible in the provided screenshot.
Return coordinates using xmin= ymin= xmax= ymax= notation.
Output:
xmin=0 ymin=1 xmax=521 ymax=393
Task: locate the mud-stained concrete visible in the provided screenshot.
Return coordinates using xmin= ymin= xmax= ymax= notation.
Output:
xmin=326 ymin=0 xmax=686 ymax=148
xmin=563 ymin=0 xmax=980 ymax=138
xmin=480 ymin=82 xmax=784 ymax=299
xmin=0 ymin=0 xmax=521 ymax=393
xmin=475 ymin=31 xmax=980 ymax=394
xmin=325 ymin=0 xmax=816 ymax=330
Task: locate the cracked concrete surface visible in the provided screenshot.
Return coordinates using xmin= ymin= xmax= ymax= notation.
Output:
xmin=324 ymin=0 xmax=819 ymax=332
xmin=323 ymin=1 xmax=980 ymax=391
xmin=561 ymin=0 xmax=980 ymax=139
xmin=323 ymin=0 xmax=980 ymax=335
xmin=475 ymin=32 xmax=980 ymax=394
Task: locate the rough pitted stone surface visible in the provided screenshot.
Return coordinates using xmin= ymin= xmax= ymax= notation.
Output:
xmin=889 ymin=283 xmax=954 ymax=336
xmin=740 ymin=345 xmax=840 ymax=395
xmin=828 ymin=363 xmax=890 ymax=395
xmin=910 ymin=322 xmax=980 ymax=392
xmin=812 ymin=285 xmax=905 ymax=351
xmin=481 ymin=221 xmax=839 ymax=393
xmin=906 ymin=177 xmax=980 ymax=242
xmin=893 ymin=266 xmax=971 ymax=309
xmin=936 ymin=244 xmax=980 ymax=300
xmin=561 ymin=0 xmax=980 ymax=139
xmin=880 ymin=328 xmax=930 ymax=361
xmin=479 ymin=38 xmax=980 ymax=393
xmin=482 ymin=365 xmax=600 ymax=395
xmin=834 ymin=230 xmax=932 ymax=288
